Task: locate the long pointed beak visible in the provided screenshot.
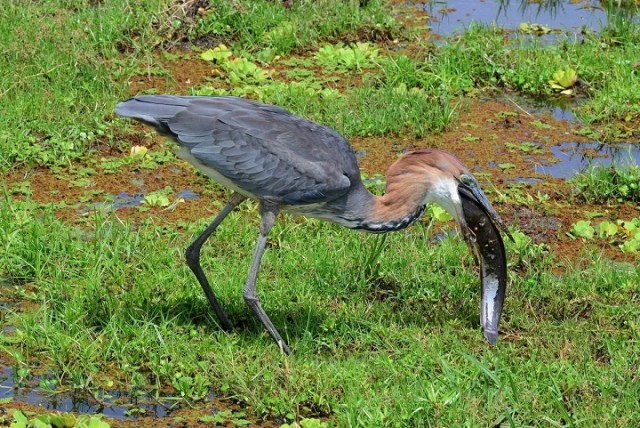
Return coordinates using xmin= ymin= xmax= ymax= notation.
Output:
xmin=460 ymin=183 xmax=513 ymax=242
xmin=457 ymin=184 xmax=509 ymax=345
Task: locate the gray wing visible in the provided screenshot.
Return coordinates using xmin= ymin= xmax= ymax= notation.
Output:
xmin=115 ymin=95 xmax=359 ymax=204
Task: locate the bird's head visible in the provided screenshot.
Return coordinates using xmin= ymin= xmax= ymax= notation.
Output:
xmin=387 ymin=149 xmax=511 ymax=246
xmin=395 ymin=149 xmax=512 ymax=253
xmin=388 ymin=149 xmax=512 ymax=344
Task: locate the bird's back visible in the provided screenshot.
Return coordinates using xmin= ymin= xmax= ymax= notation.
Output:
xmin=115 ymin=95 xmax=361 ymax=205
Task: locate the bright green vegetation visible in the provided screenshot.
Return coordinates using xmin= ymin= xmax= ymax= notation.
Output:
xmin=4 ymin=410 xmax=109 ymax=428
xmin=2 ymin=0 xmax=640 ymax=426
xmin=568 ymin=162 xmax=640 ymax=252
xmin=194 ymin=43 xmax=456 ymax=138
xmin=0 ymin=0 xmax=397 ymax=169
xmin=179 ymin=0 xmax=400 ymax=55
xmin=570 ymin=163 xmax=640 ymax=204
xmin=2 ymin=196 xmax=640 ymax=426
xmin=570 ymin=217 xmax=640 ymax=253
xmin=0 ymin=0 xmax=173 ymax=170
xmin=429 ymin=20 xmax=640 ymax=126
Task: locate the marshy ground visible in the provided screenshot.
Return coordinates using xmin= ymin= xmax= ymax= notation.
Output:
xmin=1 ymin=1 xmax=639 ymax=427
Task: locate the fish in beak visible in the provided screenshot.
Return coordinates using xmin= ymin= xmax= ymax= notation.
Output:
xmin=455 ymin=176 xmax=512 ymax=345
xmin=401 ymin=149 xmax=512 ymax=345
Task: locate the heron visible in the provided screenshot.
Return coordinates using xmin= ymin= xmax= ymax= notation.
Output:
xmin=115 ymin=95 xmax=512 ymax=355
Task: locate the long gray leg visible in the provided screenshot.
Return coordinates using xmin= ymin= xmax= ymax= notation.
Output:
xmin=242 ymin=203 xmax=292 ymax=355
xmin=186 ymin=192 xmax=246 ymax=331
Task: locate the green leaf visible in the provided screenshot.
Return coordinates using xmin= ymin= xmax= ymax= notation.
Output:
xmin=531 ymin=120 xmax=552 ymax=129
xmin=201 ymin=44 xmax=233 ymax=63
xmin=85 ymin=415 xmax=110 ymax=428
xmin=31 ymin=419 xmax=51 ymax=428
xmin=549 ymin=68 xmax=577 ymax=90
xmin=519 ymin=22 xmax=551 ymax=35
xmin=10 ymin=410 xmax=28 ymax=428
xmin=143 ymin=193 xmax=170 ymax=207
xmin=598 ymin=221 xmax=619 ymax=239
xmin=498 ymin=163 xmax=515 ymax=170
xmin=300 ymin=418 xmax=329 ymax=428
xmin=621 ymin=237 xmax=640 ymax=253
xmin=571 ymin=220 xmax=595 ymax=240
xmin=619 ymin=219 xmax=639 ymax=234
xmin=428 ymin=204 xmax=453 ymax=222
xmin=315 ymin=42 xmax=378 ymax=71
xmin=202 ymin=410 xmax=233 ymax=424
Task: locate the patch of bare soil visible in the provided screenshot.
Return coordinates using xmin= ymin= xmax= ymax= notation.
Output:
xmin=126 ymin=54 xmax=214 ymax=95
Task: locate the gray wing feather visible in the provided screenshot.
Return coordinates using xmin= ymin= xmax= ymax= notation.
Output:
xmin=115 ymin=95 xmax=357 ymax=204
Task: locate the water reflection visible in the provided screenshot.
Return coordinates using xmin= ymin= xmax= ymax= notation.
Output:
xmin=113 ymin=192 xmax=145 ymax=209
xmin=551 ymin=106 xmax=577 ymax=122
xmin=0 ymin=365 xmax=179 ymax=419
xmin=535 ymin=142 xmax=640 ymax=178
xmin=420 ymin=0 xmax=639 ymax=37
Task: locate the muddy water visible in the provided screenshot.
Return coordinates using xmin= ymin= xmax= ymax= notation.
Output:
xmin=527 ymin=102 xmax=640 ymax=178
xmin=0 ymin=365 xmax=176 ymax=419
xmin=86 ymin=188 xmax=200 ymax=212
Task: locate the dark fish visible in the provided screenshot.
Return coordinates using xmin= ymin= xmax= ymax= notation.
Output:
xmin=459 ymin=187 xmax=508 ymax=345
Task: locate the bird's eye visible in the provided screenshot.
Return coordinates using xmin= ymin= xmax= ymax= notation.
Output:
xmin=460 ymin=174 xmax=475 ymax=186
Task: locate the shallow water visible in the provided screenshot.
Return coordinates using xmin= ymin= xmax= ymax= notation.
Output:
xmin=535 ymin=142 xmax=640 ymax=179
xmin=1 ymin=296 xmax=210 ymax=419
xmin=112 ymin=192 xmax=146 ymax=209
xmin=0 ymin=365 xmax=181 ymax=419
xmin=419 ymin=0 xmax=637 ymax=37
xmin=80 ymin=188 xmax=201 ymax=212
xmin=511 ymin=99 xmax=639 ymax=179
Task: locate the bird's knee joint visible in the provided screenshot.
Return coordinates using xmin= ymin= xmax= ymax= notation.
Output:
xmin=243 ymin=293 xmax=258 ymax=304
xmin=185 ymin=246 xmax=200 ymax=267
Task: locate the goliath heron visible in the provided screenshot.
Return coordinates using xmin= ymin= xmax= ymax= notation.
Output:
xmin=116 ymin=95 xmax=511 ymax=355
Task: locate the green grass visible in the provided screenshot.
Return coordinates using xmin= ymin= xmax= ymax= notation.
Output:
xmin=0 ymin=0 xmax=176 ymax=169
xmin=570 ymin=162 xmax=640 ymax=204
xmin=0 ymin=0 xmax=407 ymax=171
xmin=3 ymin=0 xmax=640 ymax=169
xmin=425 ymin=21 xmax=640 ymax=125
xmin=192 ymin=43 xmax=457 ymax=137
xmin=179 ymin=0 xmax=401 ymax=55
xmin=2 ymin=194 xmax=639 ymax=426
xmin=2 ymin=0 xmax=640 ymax=426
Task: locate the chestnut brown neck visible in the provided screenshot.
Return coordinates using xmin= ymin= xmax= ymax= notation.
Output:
xmin=348 ymin=154 xmax=443 ymax=232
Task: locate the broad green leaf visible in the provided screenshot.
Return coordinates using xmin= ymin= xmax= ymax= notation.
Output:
xmin=10 ymin=410 xmax=28 ymax=428
xmin=571 ymin=220 xmax=594 ymax=239
xmin=598 ymin=221 xmax=619 ymax=239
xmin=549 ymin=68 xmax=577 ymax=90
xmin=201 ymin=44 xmax=233 ymax=63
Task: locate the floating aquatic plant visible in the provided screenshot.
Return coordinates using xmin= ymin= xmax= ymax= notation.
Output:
xmin=549 ymin=67 xmax=578 ymax=94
